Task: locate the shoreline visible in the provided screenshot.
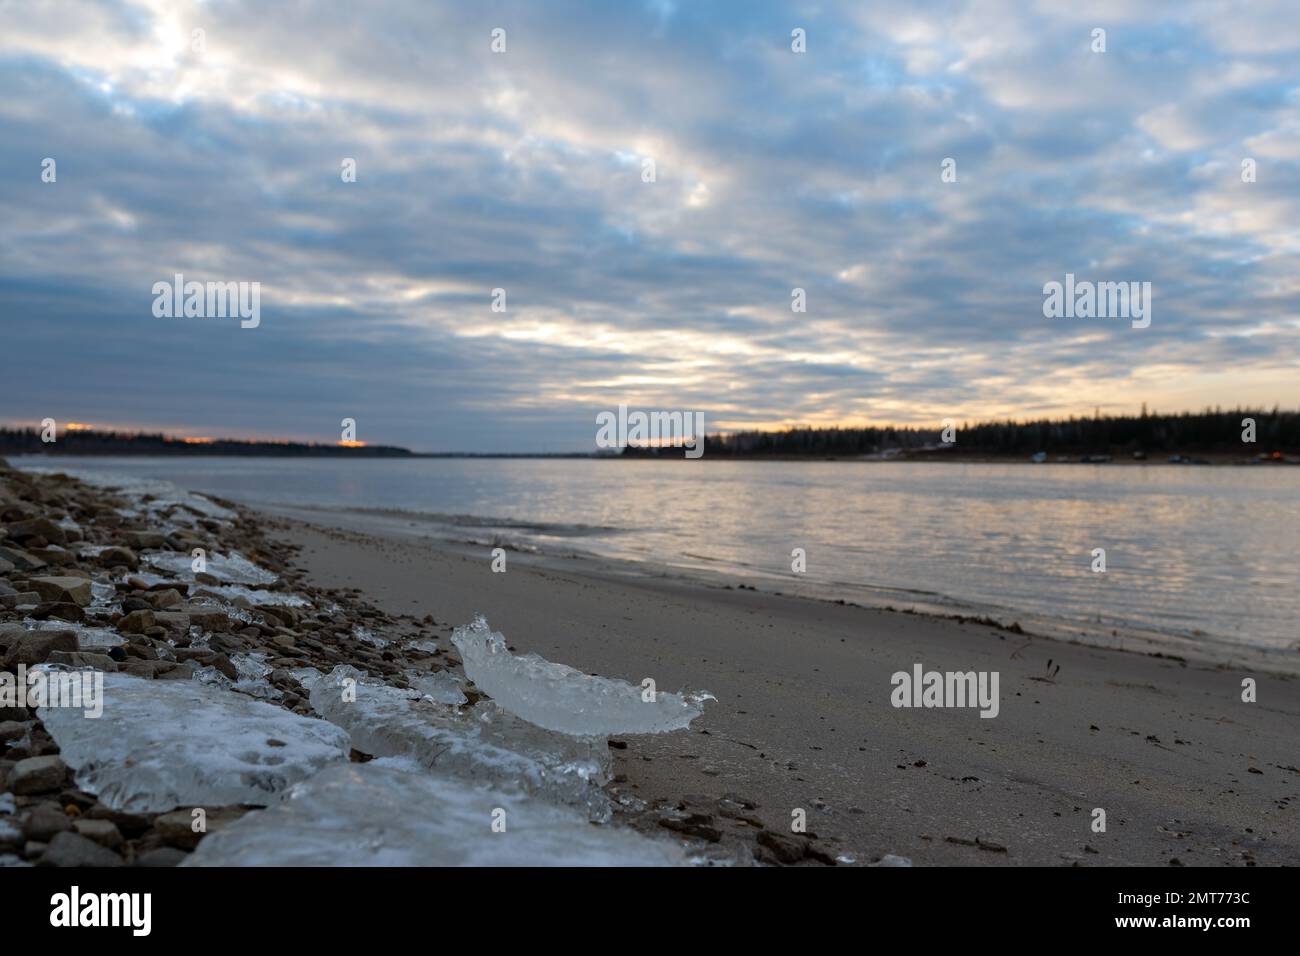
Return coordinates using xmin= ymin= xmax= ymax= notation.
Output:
xmin=251 ymin=500 xmax=1300 ymax=680
xmin=261 ymin=504 xmax=1300 ymax=866
xmin=3 ymin=461 xmax=1297 ymax=866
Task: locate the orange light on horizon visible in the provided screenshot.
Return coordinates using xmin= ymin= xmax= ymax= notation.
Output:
xmin=64 ymin=422 xmax=96 ymax=431
xmin=337 ymin=440 xmax=367 ymax=448
xmin=181 ymin=436 xmax=215 ymax=444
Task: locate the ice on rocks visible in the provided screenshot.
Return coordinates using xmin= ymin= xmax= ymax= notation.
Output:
xmin=89 ymin=580 xmax=118 ymax=608
xmin=21 ymin=620 xmax=125 ymax=649
xmin=407 ymin=670 xmax=467 ymax=706
xmin=192 ymin=585 xmax=309 ymax=607
xmin=451 ymin=615 xmax=712 ymax=736
xmin=300 ymin=665 xmax=610 ymax=819
xmin=194 ymin=653 xmax=281 ymax=700
xmin=38 ymin=670 xmax=349 ymax=811
xmin=183 ymin=763 xmax=684 ymax=867
xmin=14 ymin=467 xmax=236 ymax=524
xmin=353 ymin=625 xmax=387 ymax=647
xmin=143 ymin=550 xmax=276 ymax=585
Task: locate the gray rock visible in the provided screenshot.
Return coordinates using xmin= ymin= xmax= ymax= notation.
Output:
xmin=0 ymin=591 xmax=41 ymax=609
xmin=0 ymin=546 xmax=46 ymax=572
xmin=45 ymin=651 xmax=119 ymax=671
xmin=134 ymin=846 xmax=188 ymax=867
xmin=21 ymin=803 xmax=73 ymax=842
xmin=9 ymin=755 xmax=69 ymax=795
xmin=40 ymin=831 xmax=123 ymax=867
xmin=4 ymin=517 xmax=66 ymax=547
xmin=155 ymin=806 xmax=248 ymax=850
xmin=73 ymin=818 xmax=124 ymax=849
xmin=116 ymin=609 xmax=155 ymax=634
xmin=120 ymin=531 xmax=166 ymax=550
xmin=0 ymin=720 xmax=27 ymax=742
xmin=31 ymin=602 xmax=85 ymax=623
xmin=0 ymin=625 xmax=79 ymax=667
xmin=23 ymin=576 xmax=93 ymax=607
xmin=95 ymin=546 xmax=138 ymax=570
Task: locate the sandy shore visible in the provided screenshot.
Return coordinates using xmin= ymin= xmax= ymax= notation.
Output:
xmin=261 ymin=504 xmax=1300 ymax=866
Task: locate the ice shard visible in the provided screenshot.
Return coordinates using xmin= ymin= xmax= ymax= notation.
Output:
xmin=406 ymin=670 xmax=467 ymax=706
xmin=451 ymin=615 xmax=712 ymax=736
xmin=183 ymin=763 xmax=684 ymax=867
xmin=142 ymin=550 xmax=277 ymax=585
xmin=300 ymin=665 xmax=610 ymax=818
xmin=38 ymin=670 xmax=349 ymax=811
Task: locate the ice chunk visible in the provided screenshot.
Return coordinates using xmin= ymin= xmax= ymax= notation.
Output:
xmin=89 ymin=580 xmax=118 ymax=608
xmin=353 ymin=625 xmax=387 ymax=647
xmin=194 ymin=653 xmax=282 ymax=700
xmin=407 ymin=670 xmax=467 ymax=706
xmin=38 ymin=671 xmax=349 ymax=811
xmin=451 ymin=615 xmax=712 ymax=736
xmin=191 ymin=585 xmax=309 ymax=607
xmin=183 ymin=763 xmax=684 ymax=867
xmin=301 ymin=665 xmax=610 ymax=819
xmin=21 ymin=620 xmax=125 ymax=649
xmin=142 ymin=550 xmax=276 ymax=585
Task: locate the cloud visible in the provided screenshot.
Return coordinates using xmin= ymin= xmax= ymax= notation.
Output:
xmin=0 ymin=0 xmax=1297 ymax=451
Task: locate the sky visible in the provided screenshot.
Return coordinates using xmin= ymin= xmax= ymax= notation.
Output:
xmin=1 ymin=0 xmax=1298 ymax=452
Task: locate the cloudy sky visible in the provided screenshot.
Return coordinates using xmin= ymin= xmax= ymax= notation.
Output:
xmin=2 ymin=0 xmax=1297 ymax=452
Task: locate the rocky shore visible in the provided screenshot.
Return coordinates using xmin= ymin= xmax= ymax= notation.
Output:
xmin=0 ymin=458 xmax=835 ymax=866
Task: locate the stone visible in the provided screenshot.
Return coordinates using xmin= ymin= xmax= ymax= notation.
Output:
xmin=0 ymin=720 xmax=27 ymax=742
xmin=45 ymin=651 xmax=118 ymax=671
xmin=0 ymin=591 xmax=41 ymax=609
xmin=96 ymin=546 xmax=139 ymax=570
xmin=173 ymin=648 xmax=237 ymax=680
xmin=757 ymin=830 xmax=809 ymax=864
xmin=116 ymin=609 xmax=155 ymax=634
xmin=120 ymin=531 xmax=166 ymax=550
xmin=0 ymin=625 xmax=79 ymax=667
xmin=40 ymin=831 xmax=123 ymax=867
xmin=31 ymin=602 xmax=85 ymax=623
xmin=22 ymin=576 xmax=93 ymax=607
xmin=0 ymin=546 xmax=45 ymax=572
xmin=10 ymin=755 xmax=70 ymax=795
xmin=134 ymin=846 xmax=189 ymax=867
xmin=4 ymin=517 xmax=66 ymax=547
xmin=148 ymin=588 xmax=183 ymax=609
xmin=155 ymin=806 xmax=248 ymax=850
xmin=153 ymin=611 xmax=190 ymax=631
xmin=121 ymin=660 xmax=186 ymax=680
xmin=84 ymin=806 xmax=152 ymax=838
xmin=72 ymin=818 xmax=124 ymax=849
xmin=21 ymin=803 xmax=73 ymax=842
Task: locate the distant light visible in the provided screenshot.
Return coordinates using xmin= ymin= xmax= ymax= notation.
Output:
xmin=337 ymin=440 xmax=367 ymax=448
xmin=64 ymin=422 xmax=95 ymax=431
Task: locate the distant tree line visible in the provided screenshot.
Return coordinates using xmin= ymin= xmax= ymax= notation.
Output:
xmin=622 ymin=407 xmax=1299 ymax=458
xmin=0 ymin=428 xmax=415 ymax=457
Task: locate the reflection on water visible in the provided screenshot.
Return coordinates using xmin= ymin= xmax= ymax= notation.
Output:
xmin=17 ymin=456 xmax=1300 ymax=655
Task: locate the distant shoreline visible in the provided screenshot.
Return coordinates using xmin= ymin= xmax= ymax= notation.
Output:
xmin=7 ymin=450 xmax=1296 ymax=465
